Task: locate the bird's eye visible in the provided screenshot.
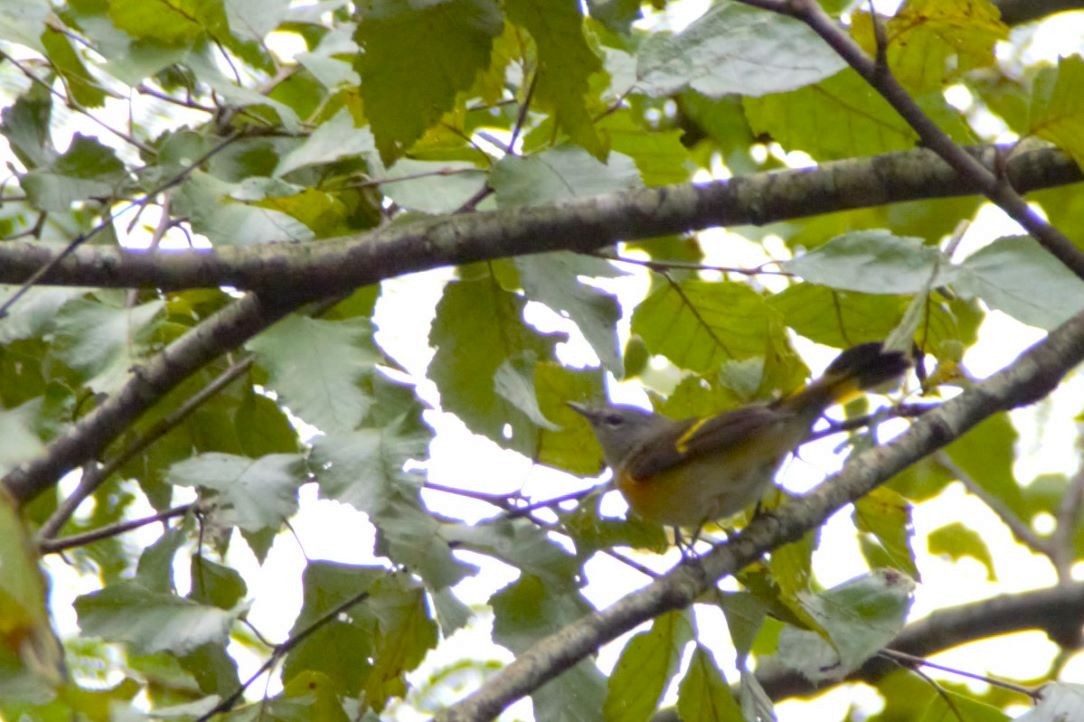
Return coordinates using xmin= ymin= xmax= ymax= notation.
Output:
xmin=603 ymin=413 xmax=624 ymax=428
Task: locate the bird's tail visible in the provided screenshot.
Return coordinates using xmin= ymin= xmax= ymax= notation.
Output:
xmin=780 ymin=342 xmax=910 ymax=415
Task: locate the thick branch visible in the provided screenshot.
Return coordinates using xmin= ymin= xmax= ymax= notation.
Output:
xmin=994 ymin=0 xmax=1084 ymax=24
xmin=439 ymin=309 xmax=1084 ymax=722
xmin=0 ymin=144 xmax=1079 ymax=293
xmin=758 ymin=580 xmax=1084 ymax=698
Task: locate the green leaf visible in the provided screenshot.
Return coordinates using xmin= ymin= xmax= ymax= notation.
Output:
xmin=494 ymin=357 xmax=561 ymax=430
xmin=944 ymin=413 xmax=1023 ymax=511
xmin=604 ymin=610 xmax=694 ymax=722
xmin=853 ymin=487 xmax=919 ymax=579
xmin=224 ymin=0 xmax=291 ymax=41
xmin=507 ymin=0 xmax=605 ymax=157
xmin=769 ymin=284 xmax=904 ymax=348
xmin=297 ymin=24 xmax=360 ymax=89
xmin=364 ymin=574 xmax=439 ymax=711
xmin=0 ymin=287 xmax=84 ymax=344
xmin=1018 ymin=683 xmax=1084 ymax=722
xmin=427 ymin=276 xmax=560 ymax=454
xmin=515 ymin=252 xmax=624 ymax=374
xmin=356 ymin=0 xmax=503 ymax=163
xmin=179 ymin=642 xmax=240 ymax=697
xmin=282 ymin=561 xmax=383 ymax=697
xmin=166 ymin=452 xmax=306 ymax=532
xmin=534 ymin=361 xmax=607 ymax=474
xmin=309 ymin=380 xmax=475 ymax=591
xmin=744 ymin=69 xmax=918 ymax=160
xmin=0 ymin=492 xmax=63 ymax=691
xmin=1028 ymin=55 xmax=1084 ymax=169
xmin=630 ymin=279 xmax=790 ymax=375
xmin=274 ymin=107 xmax=375 ymax=177
xmin=135 ymin=525 xmax=187 ymax=593
xmin=75 ymin=580 xmax=235 ymax=655
xmin=783 ymin=231 xmax=951 ymax=294
xmin=597 ymin=110 xmax=691 ymax=186
xmin=281 ymin=670 xmax=351 ymax=722
xmin=928 ymin=521 xmax=996 ymax=581
xmin=776 ymin=569 xmax=915 ymax=683
xmin=872 ymin=669 xmax=1011 ymax=722
xmin=189 ymin=556 xmax=248 ymax=609
xmin=0 ymin=88 xmax=54 ymax=170
xmin=0 ymin=401 xmax=47 ymax=477
xmin=676 ymin=645 xmax=744 ymax=722
xmin=491 ymin=146 xmax=642 ymax=207
xmin=443 ymin=519 xmax=579 ymax=590
xmin=636 ymin=3 xmax=845 ymax=98
xmin=381 ymin=159 xmax=487 ymax=214
xmin=954 ymin=235 xmax=1084 ymax=330
xmin=586 ymin=0 xmax=641 ymax=35
xmin=108 ymin=0 xmax=224 ymax=44
xmin=174 ymin=170 xmax=314 ymax=245
xmin=491 ymin=575 xmax=606 ymax=722
xmin=248 ymin=315 xmax=377 ymax=434
xmin=561 ymin=501 xmax=669 ymax=555
xmin=41 ymin=28 xmax=107 ymax=107
xmin=715 ymin=591 xmax=766 ymax=661
xmin=853 ymin=0 xmax=1006 ymax=94
xmin=22 ymin=134 xmax=128 ymax=211
xmin=52 ymin=297 xmax=165 ymax=394
xmin=0 ymin=0 xmax=48 ymax=50
xmin=234 ymin=386 xmax=300 ymax=457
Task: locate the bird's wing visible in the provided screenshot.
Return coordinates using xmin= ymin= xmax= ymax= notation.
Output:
xmin=623 ymin=405 xmax=784 ymax=481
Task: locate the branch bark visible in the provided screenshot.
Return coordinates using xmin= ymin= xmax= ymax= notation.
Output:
xmin=994 ymin=0 xmax=1084 ymax=24
xmin=0 ymin=144 xmax=1078 ymax=293
xmin=757 ymin=580 xmax=1084 ymax=699
xmin=439 ymin=308 xmax=1084 ymax=722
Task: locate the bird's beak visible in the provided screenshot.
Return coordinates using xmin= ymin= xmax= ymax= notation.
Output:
xmin=566 ymin=401 xmax=592 ymax=419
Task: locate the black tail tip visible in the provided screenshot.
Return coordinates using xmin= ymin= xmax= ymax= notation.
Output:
xmin=826 ymin=342 xmax=910 ymax=389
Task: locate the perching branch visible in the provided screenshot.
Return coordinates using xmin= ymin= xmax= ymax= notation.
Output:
xmin=440 ymin=307 xmax=1084 ymax=722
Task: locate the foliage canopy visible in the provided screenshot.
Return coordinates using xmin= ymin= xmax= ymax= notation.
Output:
xmin=1 ymin=0 xmax=1084 ymax=720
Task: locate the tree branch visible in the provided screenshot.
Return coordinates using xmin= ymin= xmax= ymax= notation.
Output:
xmin=0 ymin=144 xmax=1078 ymax=293
xmin=439 ymin=308 xmax=1084 ymax=722
xmin=3 ymin=293 xmax=298 ymax=506
xmin=994 ymin=0 xmax=1084 ymax=25
xmin=744 ymin=0 xmax=1084 ymax=280
xmin=757 ymin=580 xmax=1084 ymax=699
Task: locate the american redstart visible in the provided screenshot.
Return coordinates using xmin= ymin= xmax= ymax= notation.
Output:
xmin=568 ymin=343 xmax=909 ymax=529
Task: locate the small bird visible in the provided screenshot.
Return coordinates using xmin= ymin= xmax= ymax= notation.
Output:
xmin=568 ymin=343 xmax=909 ymax=530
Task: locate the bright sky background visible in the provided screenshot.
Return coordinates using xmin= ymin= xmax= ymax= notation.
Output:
xmin=12 ymin=1 xmax=1084 ymax=720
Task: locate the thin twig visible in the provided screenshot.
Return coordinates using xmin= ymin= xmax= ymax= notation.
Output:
xmin=507 ymin=69 xmax=538 ymax=152
xmin=499 ymin=485 xmax=601 ymax=521
xmin=806 ymin=402 xmax=938 ymax=442
xmin=933 ymin=450 xmax=1050 ymax=557
xmin=736 ymin=0 xmax=1084 ymax=280
xmin=879 ymin=648 xmax=1039 ymax=700
xmin=36 ymin=357 xmax=253 ymax=540
xmin=591 ymin=251 xmax=793 ymax=277
xmin=1050 ymin=465 xmax=1084 ymax=582
xmin=195 ymin=585 xmax=374 ymax=721
xmin=0 ymin=49 xmax=153 ymax=154
xmin=39 ymin=503 xmax=197 ymax=553
xmin=0 ymin=131 xmax=241 ymax=318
